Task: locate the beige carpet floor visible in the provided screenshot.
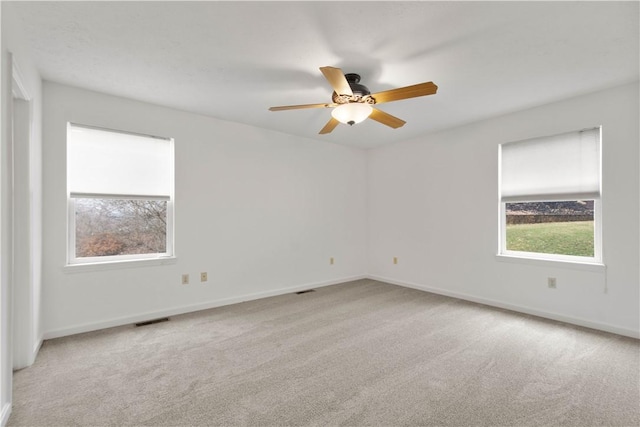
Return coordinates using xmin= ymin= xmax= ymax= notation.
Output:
xmin=8 ymin=279 xmax=640 ymax=426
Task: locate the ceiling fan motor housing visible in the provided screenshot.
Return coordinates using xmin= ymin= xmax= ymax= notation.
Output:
xmin=345 ymin=73 xmax=370 ymax=96
xmin=332 ymin=73 xmax=376 ymax=105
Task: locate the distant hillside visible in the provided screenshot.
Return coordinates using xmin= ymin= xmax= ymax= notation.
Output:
xmin=505 ymin=200 xmax=594 ymax=224
xmin=506 ymin=200 xmax=594 ymax=216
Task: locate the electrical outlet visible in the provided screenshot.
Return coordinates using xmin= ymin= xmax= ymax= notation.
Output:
xmin=182 ymin=274 xmax=189 ymax=285
xmin=393 ymin=257 xmax=398 ymax=265
xmin=330 ymin=257 xmax=334 ymax=265
xmin=548 ymin=277 xmax=557 ymax=289
xmin=201 ymin=272 xmax=208 ymax=282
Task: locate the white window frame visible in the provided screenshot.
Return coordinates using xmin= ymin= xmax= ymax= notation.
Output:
xmin=498 ymin=127 xmax=603 ymax=265
xmin=66 ymin=124 xmax=175 ymax=266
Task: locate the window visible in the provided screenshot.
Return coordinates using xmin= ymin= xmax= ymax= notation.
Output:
xmin=67 ymin=124 xmax=174 ymax=264
xmin=498 ymin=127 xmax=601 ymax=263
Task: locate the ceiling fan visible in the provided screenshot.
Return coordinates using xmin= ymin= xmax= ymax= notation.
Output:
xmin=269 ymin=66 xmax=438 ymax=134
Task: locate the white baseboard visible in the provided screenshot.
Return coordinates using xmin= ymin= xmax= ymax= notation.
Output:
xmin=32 ymin=337 xmax=43 ymax=362
xmin=13 ymin=336 xmax=45 ymax=370
xmin=368 ymin=274 xmax=640 ymax=339
xmin=0 ymin=403 xmax=11 ymax=427
xmin=43 ymin=274 xmax=367 ymax=340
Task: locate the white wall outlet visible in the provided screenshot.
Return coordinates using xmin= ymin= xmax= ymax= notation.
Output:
xmin=200 ymin=272 xmax=208 ymax=282
xmin=548 ymin=277 xmax=557 ymax=289
xmin=182 ymin=274 xmax=189 ymax=285
xmin=330 ymin=257 xmax=334 ymax=265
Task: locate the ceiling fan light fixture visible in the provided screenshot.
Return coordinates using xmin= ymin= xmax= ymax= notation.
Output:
xmin=331 ymin=103 xmax=373 ymax=126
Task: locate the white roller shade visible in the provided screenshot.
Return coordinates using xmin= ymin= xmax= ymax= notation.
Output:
xmin=500 ymin=127 xmax=601 ymax=202
xmin=68 ymin=124 xmax=173 ymax=198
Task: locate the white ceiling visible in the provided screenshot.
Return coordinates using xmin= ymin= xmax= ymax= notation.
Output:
xmin=12 ymin=1 xmax=639 ymax=149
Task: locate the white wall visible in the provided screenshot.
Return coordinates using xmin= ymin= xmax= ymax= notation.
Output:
xmin=367 ymin=82 xmax=640 ymax=337
xmin=42 ymin=82 xmax=367 ymax=338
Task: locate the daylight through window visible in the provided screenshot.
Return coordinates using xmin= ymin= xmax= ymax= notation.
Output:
xmin=67 ymin=124 xmax=174 ymax=264
xmin=499 ymin=127 xmax=601 ymax=263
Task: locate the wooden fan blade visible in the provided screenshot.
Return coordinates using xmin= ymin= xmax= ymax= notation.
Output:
xmin=269 ymin=103 xmax=335 ymax=111
xmin=320 ymin=66 xmax=353 ymax=96
xmin=370 ymin=82 xmax=438 ymax=104
xmin=369 ymin=108 xmax=406 ymax=129
xmin=319 ymin=117 xmax=340 ymax=134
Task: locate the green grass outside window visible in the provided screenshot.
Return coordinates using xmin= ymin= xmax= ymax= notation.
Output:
xmin=506 ymin=221 xmax=594 ymax=257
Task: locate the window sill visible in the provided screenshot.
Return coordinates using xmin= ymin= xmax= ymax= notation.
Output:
xmin=495 ymin=254 xmax=605 ymax=273
xmin=64 ymin=256 xmax=177 ymax=273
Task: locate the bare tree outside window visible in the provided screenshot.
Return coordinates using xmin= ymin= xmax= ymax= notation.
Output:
xmin=75 ymin=198 xmax=167 ymax=258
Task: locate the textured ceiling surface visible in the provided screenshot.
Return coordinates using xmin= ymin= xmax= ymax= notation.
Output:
xmin=11 ymin=1 xmax=640 ymax=148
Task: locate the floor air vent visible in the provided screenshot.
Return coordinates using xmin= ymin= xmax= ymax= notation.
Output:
xmin=295 ymin=289 xmax=316 ymax=295
xmin=135 ymin=317 xmax=169 ymax=327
